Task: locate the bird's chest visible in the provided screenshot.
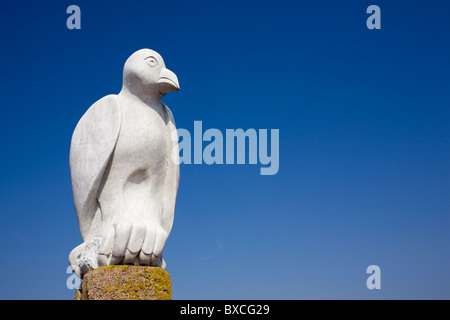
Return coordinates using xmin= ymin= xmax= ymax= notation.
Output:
xmin=115 ymin=102 xmax=168 ymax=169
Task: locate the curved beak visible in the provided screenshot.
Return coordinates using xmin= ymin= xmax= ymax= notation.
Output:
xmin=158 ymin=68 xmax=180 ymax=95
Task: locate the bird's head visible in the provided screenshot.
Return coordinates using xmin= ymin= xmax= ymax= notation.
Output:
xmin=122 ymin=49 xmax=180 ymax=101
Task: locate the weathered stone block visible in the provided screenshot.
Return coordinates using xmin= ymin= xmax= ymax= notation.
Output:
xmin=75 ymin=265 xmax=171 ymax=300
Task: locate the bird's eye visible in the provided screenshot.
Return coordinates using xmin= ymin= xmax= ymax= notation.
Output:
xmin=145 ymin=56 xmax=158 ymax=68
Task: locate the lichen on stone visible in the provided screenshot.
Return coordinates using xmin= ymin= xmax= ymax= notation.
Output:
xmin=74 ymin=265 xmax=171 ymax=300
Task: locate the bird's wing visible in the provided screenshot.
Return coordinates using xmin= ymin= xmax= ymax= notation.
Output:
xmin=70 ymin=95 xmax=122 ymax=240
xmin=161 ymin=103 xmax=180 ymax=235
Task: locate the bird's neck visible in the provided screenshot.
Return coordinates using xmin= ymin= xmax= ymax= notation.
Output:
xmin=119 ymin=86 xmax=163 ymax=107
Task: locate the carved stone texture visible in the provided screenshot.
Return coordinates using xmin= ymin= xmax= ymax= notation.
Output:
xmin=68 ymin=49 xmax=180 ymax=278
xmin=75 ymin=265 xmax=172 ymax=300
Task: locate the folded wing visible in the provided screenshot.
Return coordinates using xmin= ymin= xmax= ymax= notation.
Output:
xmin=161 ymin=103 xmax=180 ymax=236
xmin=70 ymin=95 xmax=122 ymax=240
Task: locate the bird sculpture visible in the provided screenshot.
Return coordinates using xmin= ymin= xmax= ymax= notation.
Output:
xmin=68 ymin=49 xmax=180 ymax=278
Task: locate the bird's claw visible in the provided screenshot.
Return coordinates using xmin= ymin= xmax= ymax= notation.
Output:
xmin=97 ymin=220 xmax=168 ymax=268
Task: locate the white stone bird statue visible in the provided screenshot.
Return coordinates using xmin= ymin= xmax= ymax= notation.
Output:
xmin=68 ymin=49 xmax=180 ymax=278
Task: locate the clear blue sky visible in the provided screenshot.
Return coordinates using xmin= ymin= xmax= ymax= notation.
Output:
xmin=0 ymin=0 xmax=448 ymax=299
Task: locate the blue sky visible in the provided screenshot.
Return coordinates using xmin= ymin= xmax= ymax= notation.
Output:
xmin=0 ymin=0 xmax=448 ymax=299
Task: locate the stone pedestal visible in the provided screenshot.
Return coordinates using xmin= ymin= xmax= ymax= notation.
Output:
xmin=75 ymin=265 xmax=172 ymax=300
